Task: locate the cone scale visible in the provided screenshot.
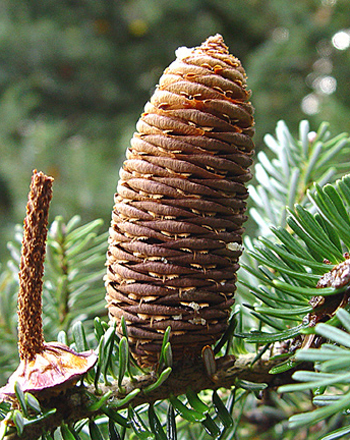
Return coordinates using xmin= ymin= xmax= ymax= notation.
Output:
xmin=105 ymin=35 xmax=255 ymax=367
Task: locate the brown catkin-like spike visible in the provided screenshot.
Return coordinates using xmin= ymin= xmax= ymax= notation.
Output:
xmin=105 ymin=34 xmax=255 ymax=367
xmin=18 ymin=170 xmax=53 ymax=361
xmin=0 ymin=171 xmax=97 ymax=400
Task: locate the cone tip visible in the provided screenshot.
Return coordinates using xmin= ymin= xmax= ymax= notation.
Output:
xmin=200 ymin=33 xmax=229 ymax=54
xmin=175 ymin=33 xmax=228 ymax=60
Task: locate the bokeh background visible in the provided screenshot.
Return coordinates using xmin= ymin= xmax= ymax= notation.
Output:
xmin=1 ymin=0 xmax=350 ymax=263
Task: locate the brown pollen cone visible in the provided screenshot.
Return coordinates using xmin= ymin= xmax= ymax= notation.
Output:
xmin=105 ymin=34 xmax=255 ymax=367
xmin=0 ymin=171 xmax=97 ymax=400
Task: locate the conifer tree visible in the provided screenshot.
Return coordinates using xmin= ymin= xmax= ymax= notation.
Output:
xmin=2 ymin=32 xmax=350 ymax=440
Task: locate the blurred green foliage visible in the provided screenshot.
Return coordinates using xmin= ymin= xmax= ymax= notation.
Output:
xmin=1 ymin=0 xmax=350 ymax=262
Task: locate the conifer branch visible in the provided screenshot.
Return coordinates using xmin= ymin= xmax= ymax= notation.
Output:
xmin=3 ymin=352 xmax=291 ymax=440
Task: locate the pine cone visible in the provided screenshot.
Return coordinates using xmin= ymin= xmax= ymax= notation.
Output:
xmin=105 ymin=34 xmax=255 ymax=367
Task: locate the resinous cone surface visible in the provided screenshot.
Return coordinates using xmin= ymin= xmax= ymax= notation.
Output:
xmin=106 ymin=34 xmax=254 ymax=367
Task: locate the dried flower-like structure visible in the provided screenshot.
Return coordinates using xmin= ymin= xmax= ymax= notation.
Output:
xmin=106 ymin=35 xmax=255 ymax=366
xmin=0 ymin=171 xmax=97 ymax=400
xmin=301 ymin=256 xmax=350 ymax=343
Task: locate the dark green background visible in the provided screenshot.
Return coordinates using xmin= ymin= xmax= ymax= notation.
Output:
xmin=1 ymin=0 xmax=350 ymax=262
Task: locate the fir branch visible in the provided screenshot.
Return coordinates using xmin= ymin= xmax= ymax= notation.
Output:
xmin=277 ymin=308 xmax=350 ymax=438
xmin=249 ymin=120 xmax=350 ymax=235
xmin=2 ymin=352 xmax=289 ymax=440
xmin=2 ymin=121 xmax=350 ymax=440
xmin=44 ymin=215 xmax=108 ymax=336
xmin=241 ymin=173 xmax=350 ymax=344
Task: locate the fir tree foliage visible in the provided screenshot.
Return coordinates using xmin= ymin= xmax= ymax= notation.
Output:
xmin=241 ymin=121 xmax=350 ymax=344
xmin=3 ymin=120 xmax=350 ymax=439
xmin=248 ymin=119 xmax=350 ymax=236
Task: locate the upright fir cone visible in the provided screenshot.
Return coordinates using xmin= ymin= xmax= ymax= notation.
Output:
xmin=105 ymin=34 xmax=255 ymax=367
